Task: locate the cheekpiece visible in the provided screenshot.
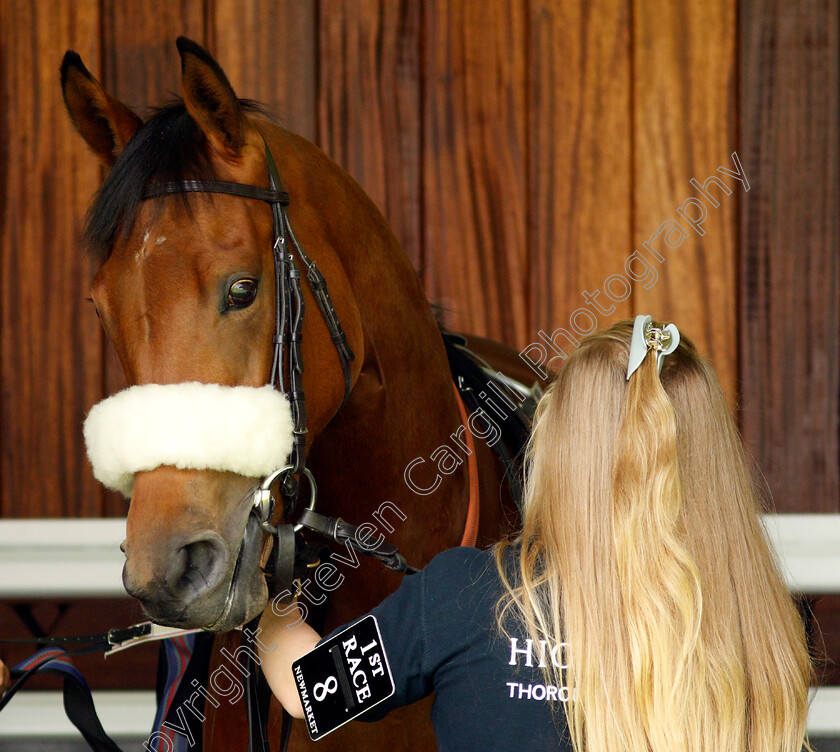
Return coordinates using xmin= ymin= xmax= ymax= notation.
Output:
xmin=626 ymin=314 xmax=680 ymax=380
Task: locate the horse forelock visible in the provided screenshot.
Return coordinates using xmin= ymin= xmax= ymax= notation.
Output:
xmin=82 ymin=99 xmax=267 ymax=265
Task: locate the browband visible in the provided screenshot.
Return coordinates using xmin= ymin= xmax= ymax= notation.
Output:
xmin=143 ymin=179 xmax=289 ymax=205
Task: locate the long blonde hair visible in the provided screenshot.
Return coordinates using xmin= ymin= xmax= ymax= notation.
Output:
xmin=497 ymin=320 xmax=812 ymax=752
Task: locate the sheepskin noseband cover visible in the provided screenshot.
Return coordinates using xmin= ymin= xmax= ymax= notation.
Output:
xmin=84 ymin=383 xmax=295 ymax=497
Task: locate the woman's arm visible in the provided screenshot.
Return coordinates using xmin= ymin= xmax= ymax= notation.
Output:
xmin=257 ymin=602 xmax=321 ymax=719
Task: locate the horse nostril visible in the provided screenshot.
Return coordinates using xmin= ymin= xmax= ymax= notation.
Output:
xmin=165 ymin=535 xmax=229 ymax=602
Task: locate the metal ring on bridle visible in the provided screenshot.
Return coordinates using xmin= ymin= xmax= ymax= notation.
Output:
xmin=251 ymin=465 xmax=317 ymax=534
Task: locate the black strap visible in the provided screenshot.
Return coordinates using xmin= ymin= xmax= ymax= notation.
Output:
xmin=282 ymin=217 xmax=355 ymax=407
xmin=144 ymin=180 xmax=289 ymax=205
xmin=262 ymin=144 xmax=355 ymax=410
xmin=269 ymin=524 xmax=297 ymax=599
xmin=64 ymin=677 xmax=125 ymax=752
xmin=297 ymin=508 xmax=418 ymax=575
xmin=274 ymin=541 xmax=333 ymax=752
xmin=280 ymin=708 xmax=293 ymax=751
xmin=243 ymin=619 xmax=272 ymax=752
xmin=266 ymin=161 xmax=307 ymax=475
xmin=0 ymin=622 xmax=151 ymax=649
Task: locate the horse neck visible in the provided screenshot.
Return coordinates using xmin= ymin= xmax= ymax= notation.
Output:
xmin=266 ymin=127 xmax=469 ymax=558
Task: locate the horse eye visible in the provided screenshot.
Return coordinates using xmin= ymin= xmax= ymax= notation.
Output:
xmin=227 ymin=278 xmax=258 ymax=310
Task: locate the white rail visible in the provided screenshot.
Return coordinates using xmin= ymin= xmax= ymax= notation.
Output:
xmin=0 ymin=515 xmax=838 ymax=738
xmin=2 ymin=514 xmax=839 ymax=598
xmin=0 ymin=519 xmax=127 ymax=598
xmin=0 ymin=691 xmax=155 ymax=739
xmin=762 ymin=514 xmax=840 ymax=594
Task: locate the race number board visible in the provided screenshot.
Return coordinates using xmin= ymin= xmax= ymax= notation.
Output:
xmin=292 ymin=615 xmax=394 ymax=740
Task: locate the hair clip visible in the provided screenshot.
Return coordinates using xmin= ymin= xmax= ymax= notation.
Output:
xmin=626 ymin=315 xmax=680 ymax=380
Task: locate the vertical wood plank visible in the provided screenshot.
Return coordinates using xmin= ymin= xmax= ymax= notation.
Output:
xmin=527 ymin=0 xmax=633 ymax=366
xmin=632 ymin=0 xmax=739 ymax=403
xmin=101 ymin=1 xmax=205 ymax=106
xmin=0 ymin=0 xmax=105 ymax=517
xmin=317 ymin=0 xmax=422 ymax=271
xmin=740 ymin=0 xmax=839 ymax=512
xmin=211 ymin=0 xmax=317 ymax=141
xmin=423 ymin=0 xmax=529 ymax=346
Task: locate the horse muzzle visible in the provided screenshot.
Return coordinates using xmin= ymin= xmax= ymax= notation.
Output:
xmin=84 ymin=382 xmax=294 ymax=629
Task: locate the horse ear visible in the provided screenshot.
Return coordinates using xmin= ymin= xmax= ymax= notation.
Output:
xmin=176 ymin=37 xmax=248 ymax=158
xmin=60 ymin=51 xmax=142 ymax=166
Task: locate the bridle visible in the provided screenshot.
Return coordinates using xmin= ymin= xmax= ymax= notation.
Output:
xmin=142 ymin=138 xmax=416 ymax=619
xmin=144 ymin=137 xmax=354 ymax=545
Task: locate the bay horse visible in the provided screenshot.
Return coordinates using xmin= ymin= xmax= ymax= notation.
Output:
xmin=61 ymin=37 xmax=532 ymax=751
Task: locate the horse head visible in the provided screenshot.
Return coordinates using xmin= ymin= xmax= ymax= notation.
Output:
xmin=61 ymin=38 xmax=367 ymax=631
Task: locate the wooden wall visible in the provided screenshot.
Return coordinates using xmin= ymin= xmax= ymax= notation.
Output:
xmin=0 ymin=0 xmax=836 ymax=518
xmin=740 ymin=0 xmax=839 ymax=513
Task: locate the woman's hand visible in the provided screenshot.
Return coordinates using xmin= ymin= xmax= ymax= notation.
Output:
xmin=1 ymin=659 xmax=11 ymax=695
xmin=256 ymin=598 xmax=322 ymax=719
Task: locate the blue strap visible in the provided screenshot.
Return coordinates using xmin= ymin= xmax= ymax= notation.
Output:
xmin=148 ymin=633 xmax=197 ymax=752
xmin=149 ymin=631 xmax=215 ymax=752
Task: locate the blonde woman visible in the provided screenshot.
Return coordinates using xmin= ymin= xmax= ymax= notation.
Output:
xmin=259 ymin=317 xmax=813 ymax=752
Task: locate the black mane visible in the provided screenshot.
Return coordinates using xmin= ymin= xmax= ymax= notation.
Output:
xmin=82 ymin=100 xmax=263 ymax=263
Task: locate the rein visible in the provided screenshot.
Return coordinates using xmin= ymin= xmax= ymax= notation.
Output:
xmin=452 ymin=382 xmax=480 ymax=547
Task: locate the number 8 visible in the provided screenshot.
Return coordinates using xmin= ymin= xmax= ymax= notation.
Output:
xmin=313 ymin=676 xmax=339 ymax=702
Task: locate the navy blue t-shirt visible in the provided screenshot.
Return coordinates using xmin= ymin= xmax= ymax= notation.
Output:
xmin=323 ymin=546 xmax=572 ymax=751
